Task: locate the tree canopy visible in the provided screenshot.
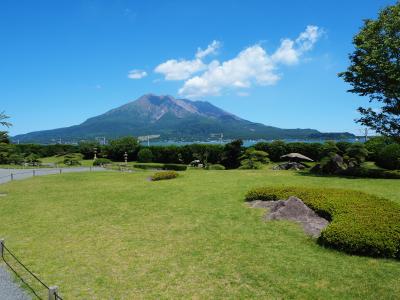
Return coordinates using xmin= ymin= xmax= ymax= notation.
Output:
xmin=339 ymin=2 xmax=400 ymax=140
xmin=0 ymin=112 xmax=11 ymax=128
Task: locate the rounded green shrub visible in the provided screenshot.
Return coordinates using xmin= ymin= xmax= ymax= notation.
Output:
xmin=376 ymin=143 xmax=400 ymax=170
xmin=93 ymin=158 xmax=112 ymax=166
xmin=151 ymin=171 xmax=179 ymax=181
xmin=245 ymin=186 xmax=400 ymax=258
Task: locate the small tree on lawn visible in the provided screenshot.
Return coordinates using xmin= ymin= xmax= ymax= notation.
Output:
xmin=239 ymin=148 xmax=270 ymax=169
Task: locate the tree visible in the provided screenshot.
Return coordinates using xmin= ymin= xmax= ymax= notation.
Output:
xmin=0 ymin=131 xmax=10 ymax=144
xmin=345 ymin=143 xmax=369 ymax=166
xmin=239 ymin=148 xmax=269 ymax=169
xmin=0 ymin=112 xmax=11 ymax=144
xmin=338 ymin=3 xmax=400 ymax=140
xmin=376 ymin=143 xmax=400 ymax=170
xmin=364 ymin=136 xmax=395 ymax=161
xmin=0 ymin=112 xmax=11 ymax=128
xmin=267 ymin=140 xmax=287 ymax=162
xmin=137 ymin=148 xmax=154 ymax=163
xmin=320 ymin=141 xmax=340 ymax=158
xmin=106 ymin=136 xmax=139 ymax=161
xmin=221 ymin=139 xmax=243 ymax=169
xmin=78 ymin=142 xmax=101 ymax=159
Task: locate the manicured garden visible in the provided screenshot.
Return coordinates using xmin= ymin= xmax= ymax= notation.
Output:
xmin=0 ymin=168 xmax=399 ymax=298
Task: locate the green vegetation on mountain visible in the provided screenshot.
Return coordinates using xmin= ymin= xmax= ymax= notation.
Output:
xmin=13 ymin=94 xmax=355 ymax=143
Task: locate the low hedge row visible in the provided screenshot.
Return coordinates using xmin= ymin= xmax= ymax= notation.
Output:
xmin=245 ymin=186 xmax=400 ymax=259
xmin=339 ymin=167 xmax=400 ymax=179
xmin=151 ymin=171 xmax=179 ymax=181
xmin=134 ymin=163 xmax=187 ymax=171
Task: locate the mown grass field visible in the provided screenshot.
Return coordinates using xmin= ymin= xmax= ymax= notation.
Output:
xmin=0 ymin=168 xmax=399 ymax=299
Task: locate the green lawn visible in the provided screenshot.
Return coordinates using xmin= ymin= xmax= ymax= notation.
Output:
xmin=0 ymin=169 xmax=399 ymax=299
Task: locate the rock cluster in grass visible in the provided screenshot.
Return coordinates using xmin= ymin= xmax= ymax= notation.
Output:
xmin=248 ymin=196 xmax=329 ymax=237
xmin=272 ymin=162 xmax=306 ymax=170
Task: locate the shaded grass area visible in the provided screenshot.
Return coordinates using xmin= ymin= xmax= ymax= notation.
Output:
xmin=0 ymin=169 xmax=399 ymax=298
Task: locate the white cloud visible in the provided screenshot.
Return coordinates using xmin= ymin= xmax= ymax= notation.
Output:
xmin=177 ymin=25 xmax=323 ymax=98
xmin=128 ymin=69 xmax=147 ymax=79
xmin=179 ymin=46 xmax=280 ymax=98
xmin=196 ymin=40 xmax=221 ymax=59
xmin=154 ymin=59 xmax=206 ymax=80
xmin=154 ymin=40 xmax=221 ymax=81
xmin=296 ymin=25 xmax=322 ymax=52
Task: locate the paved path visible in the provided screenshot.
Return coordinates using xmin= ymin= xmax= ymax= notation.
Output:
xmin=0 ymin=166 xmax=107 ymax=299
xmin=0 ymin=166 xmax=106 ymax=184
xmin=0 ymin=266 xmax=30 ymax=300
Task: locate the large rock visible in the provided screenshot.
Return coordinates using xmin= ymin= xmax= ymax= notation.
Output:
xmin=248 ymin=197 xmax=329 ymax=237
xmin=272 ymin=162 xmax=306 ymax=170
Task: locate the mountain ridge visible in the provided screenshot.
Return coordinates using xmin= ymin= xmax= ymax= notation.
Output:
xmin=12 ymin=94 xmax=355 ymax=143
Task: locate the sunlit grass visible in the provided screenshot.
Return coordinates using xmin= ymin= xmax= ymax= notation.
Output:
xmin=0 ymin=168 xmax=399 ymax=298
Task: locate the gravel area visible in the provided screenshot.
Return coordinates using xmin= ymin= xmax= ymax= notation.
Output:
xmin=0 ymin=266 xmax=31 ymax=300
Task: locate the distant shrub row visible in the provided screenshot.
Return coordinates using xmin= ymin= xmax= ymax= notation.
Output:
xmin=134 ymin=163 xmax=187 ymax=171
xmin=245 ymin=186 xmax=400 ymax=259
xmin=151 ymin=171 xmax=179 ymax=181
xmin=8 ymin=136 xmax=400 ymax=171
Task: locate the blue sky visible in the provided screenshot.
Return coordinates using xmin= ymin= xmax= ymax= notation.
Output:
xmin=0 ymin=0 xmax=396 ymax=136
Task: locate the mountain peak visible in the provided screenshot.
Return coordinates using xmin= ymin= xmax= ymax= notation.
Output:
xmin=12 ymin=93 xmax=356 ymax=143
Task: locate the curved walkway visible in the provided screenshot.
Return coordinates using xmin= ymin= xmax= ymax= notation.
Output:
xmin=0 ymin=266 xmax=30 ymax=300
xmin=0 ymin=166 xmax=106 ymax=299
xmin=0 ymin=166 xmax=106 ymax=184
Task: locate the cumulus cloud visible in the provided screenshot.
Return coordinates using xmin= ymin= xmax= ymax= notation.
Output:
xmin=154 ymin=59 xmax=206 ymax=80
xmin=179 ymin=46 xmax=280 ymax=98
xmin=154 ymin=40 xmax=221 ymax=80
xmin=178 ymin=25 xmax=323 ymax=98
xmin=128 ymin=69 xmax=147 ymax=79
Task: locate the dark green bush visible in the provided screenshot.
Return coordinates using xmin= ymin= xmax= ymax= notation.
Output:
xmin=162 ymin=164 xmax=187 ymax=171
xmin=206 ymin=164 xmax=226 ymax=170
xmin=376 ymin=143 xmax=400 ymax=170
xmin=245 ymin=186 xmax=400 ymax=258
xmin=93 ymin=158 xmax=112 ymax=166
xmin=151 ymin=171 xmax=179 ymax=181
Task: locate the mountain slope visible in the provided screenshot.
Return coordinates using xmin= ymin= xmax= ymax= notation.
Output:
xmin=13 ymin=94 xmax=354 ymax=143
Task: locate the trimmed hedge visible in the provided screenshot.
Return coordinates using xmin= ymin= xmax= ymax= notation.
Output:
xmin=245 ymin=186 xmax=400 ymax=259
xmin=151 ymin=171 xmax=179 ymax=181
xmin=134 ymin=163 xmax=187 ymax=171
